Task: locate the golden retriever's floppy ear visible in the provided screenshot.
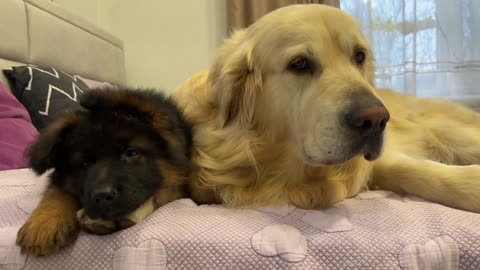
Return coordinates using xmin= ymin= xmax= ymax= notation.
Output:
xmin=27 ymin=114 xmax=80 ymax=174
xmin=209 ymin=36 xmax=262 ymax=129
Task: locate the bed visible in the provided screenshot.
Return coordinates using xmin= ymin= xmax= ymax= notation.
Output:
xmin=1 ymin=1 xmax=479 ymax=269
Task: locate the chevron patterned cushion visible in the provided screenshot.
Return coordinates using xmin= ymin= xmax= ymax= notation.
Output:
xmin=3 ymin=65 xmax=89 ymax=130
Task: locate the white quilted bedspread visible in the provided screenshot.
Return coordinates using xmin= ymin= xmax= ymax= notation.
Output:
xmin=0 ymin=169 xmax=479 ymax=270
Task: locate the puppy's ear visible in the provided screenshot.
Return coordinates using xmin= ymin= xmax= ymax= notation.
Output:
xmin=79 ymin=88 xmax=117 ymax=110
xmin=28 ymin=114 xmax=79 ymax=174
xmin=209 ymin=33 xmax=262 ymax=129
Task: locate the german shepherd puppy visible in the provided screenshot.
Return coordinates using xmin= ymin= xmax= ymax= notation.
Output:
xmin=17 ymin=88 xmax=192 ymax=256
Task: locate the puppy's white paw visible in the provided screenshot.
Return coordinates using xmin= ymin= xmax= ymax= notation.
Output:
xmin=76 ymin=209 xmax=138 ymax=235
xmin=76 ymin=209 xmax=116 ymax=235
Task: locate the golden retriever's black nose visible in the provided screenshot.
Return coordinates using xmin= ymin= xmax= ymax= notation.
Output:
xmin=92 ymin=186 xmax=118 ymax=205
xmin=347 ymin=106 xmax=390 ymax=135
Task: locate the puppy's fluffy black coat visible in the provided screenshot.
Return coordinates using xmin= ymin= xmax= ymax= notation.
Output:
xmin=28 ymin=87 xmax=192 ymax=222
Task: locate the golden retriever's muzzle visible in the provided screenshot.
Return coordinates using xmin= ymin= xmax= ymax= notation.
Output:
xmin=346 ymin=94 xmax=390 ymax=161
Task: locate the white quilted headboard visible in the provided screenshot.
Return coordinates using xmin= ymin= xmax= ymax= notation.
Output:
xmin=0 ymin=0 xmax=126 ymax=90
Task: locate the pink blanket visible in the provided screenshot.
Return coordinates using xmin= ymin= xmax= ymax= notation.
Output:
xmin=0 ymin=169 xmax=479 ymax=269
xmin=0 ymin=83 xmax=38 ymax=171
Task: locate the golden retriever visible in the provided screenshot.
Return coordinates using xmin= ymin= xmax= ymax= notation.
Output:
xmin=173 ymin=4 xmax=480 ymax=212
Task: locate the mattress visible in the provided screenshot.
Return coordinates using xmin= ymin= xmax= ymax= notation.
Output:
xmin=0 ymin=168 xmax=479 ymax=270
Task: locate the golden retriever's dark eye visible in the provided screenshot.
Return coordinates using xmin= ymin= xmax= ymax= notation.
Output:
xmin=354 ymin=50 xmax=366 ymax=65
xmin=125 ymin=147 xmax=141 ymax=158
xmin=288 ymin=58 xmax=313 ymax=74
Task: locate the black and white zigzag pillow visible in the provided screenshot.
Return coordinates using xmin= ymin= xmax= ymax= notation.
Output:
xmin=3 ymin=65 xmax=89 ymax=130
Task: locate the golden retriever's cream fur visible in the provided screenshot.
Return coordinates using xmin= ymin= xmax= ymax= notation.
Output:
xmin=174 ymin=4 xmax=480 ymax=212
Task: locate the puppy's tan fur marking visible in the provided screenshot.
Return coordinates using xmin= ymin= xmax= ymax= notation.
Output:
xmin=16 ymin=185 xmax=80 ymax=256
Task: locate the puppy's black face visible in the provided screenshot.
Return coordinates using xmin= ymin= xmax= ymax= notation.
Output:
xmin=60 ymin=115 xmax=167 ymax=220
xmin=28 ymin=89 xmax=191 ymax=221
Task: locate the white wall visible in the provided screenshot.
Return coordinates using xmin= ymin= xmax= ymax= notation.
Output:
xmin=51 ymin=0 xmax=227 ymax=92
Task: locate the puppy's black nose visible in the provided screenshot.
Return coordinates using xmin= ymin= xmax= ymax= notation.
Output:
xmin=347 ymin=105 xmax=390 ymax=136
xmin=92 ymin=186 xmax=118 ymax=205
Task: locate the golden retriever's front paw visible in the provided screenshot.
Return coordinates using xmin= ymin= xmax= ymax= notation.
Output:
xmin=16 ymin=213 xmax=79 ymax=256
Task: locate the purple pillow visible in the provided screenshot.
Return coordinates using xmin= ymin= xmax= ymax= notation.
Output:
xmin=0 ymin=82 xmax=38 ymax=170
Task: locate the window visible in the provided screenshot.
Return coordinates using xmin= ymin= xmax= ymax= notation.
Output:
xmin=341 ymin=0 xmax=480 ymax=100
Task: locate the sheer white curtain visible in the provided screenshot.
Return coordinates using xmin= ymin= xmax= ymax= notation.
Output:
xmin=341 ymin=0 xmax=480 ymax=101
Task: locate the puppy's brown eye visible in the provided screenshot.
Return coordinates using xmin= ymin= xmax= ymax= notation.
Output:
xmin=354 ymin=50 xmax=366 ymax=65
xmin=288 ymin=58 xmax=312 ymax=74
xmin=125 ymin=148 xmax=140 ymax=158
